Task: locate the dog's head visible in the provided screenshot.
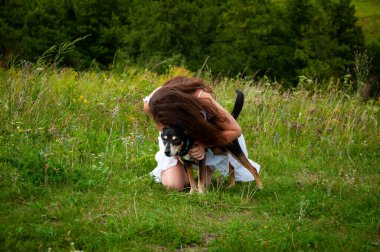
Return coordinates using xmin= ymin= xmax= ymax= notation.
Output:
xmin=161 ymin=127 xmax=191 ymax=157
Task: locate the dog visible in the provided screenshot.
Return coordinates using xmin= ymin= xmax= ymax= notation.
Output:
xmin=161 ymin=90 xmax=263 ymax=193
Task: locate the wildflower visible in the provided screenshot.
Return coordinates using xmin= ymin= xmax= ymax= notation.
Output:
xmin=83 ymin=99 xmax=89 ymax=105
xmin=79 ymin=95 xmax=84 ymax=101
xmin=293 ymin=122 xmax=302 ymax=130
xmin=274 ymin=132 xmax=279 ymax=145
xmin=48 ymin=126 xmax=58 ymax=136
xmin=73 ymin=98 xmax=77 ymax=103
xmin=110 ymin=105 xmax=119 ymax=116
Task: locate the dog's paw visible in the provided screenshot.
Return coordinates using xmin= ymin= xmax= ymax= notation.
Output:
xmin=257 ymin=181 xmax=264 ymax=189
xmin=189 ymin=188 xmax=198 ymax=194
xmin=198 ymin=187 xmax=206 ymax=194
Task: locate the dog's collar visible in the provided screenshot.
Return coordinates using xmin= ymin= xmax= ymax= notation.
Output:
xmin=179 ymin=137 xmax=192 ymax=157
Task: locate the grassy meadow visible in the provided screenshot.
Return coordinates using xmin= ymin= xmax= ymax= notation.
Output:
xmin=0 ymin=64 xmax=379 ymax=251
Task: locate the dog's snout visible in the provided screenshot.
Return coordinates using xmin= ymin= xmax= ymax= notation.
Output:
xmin=164 ymin=150 xmax=171 ymax=157
xmin=164 ymin=144 xmax=172 ymax=157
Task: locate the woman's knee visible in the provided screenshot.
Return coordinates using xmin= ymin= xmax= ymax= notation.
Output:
xmin=161 ymin=164 xmax=188 ymax=190
xmin=162 ymin=180 xmax=186 ymax=190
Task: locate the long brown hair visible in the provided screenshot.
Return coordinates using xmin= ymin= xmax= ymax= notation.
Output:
xmin=149 ymin=76 xmax=228 ymax=146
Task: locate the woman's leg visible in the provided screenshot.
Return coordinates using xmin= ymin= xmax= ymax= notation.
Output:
xmin=161 ymin=162 xmax=189 ymax=190
xmin=161 ymin=163 xmax=214 ymax=191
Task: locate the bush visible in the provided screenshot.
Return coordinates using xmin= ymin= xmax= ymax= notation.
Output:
xmin=0 ymin=0 xmax=367 ymax=83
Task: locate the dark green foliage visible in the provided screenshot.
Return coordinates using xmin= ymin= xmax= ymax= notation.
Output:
xmin=120 ymin=0 xmax=222 ymax=72
xmin=209 ymin=0 xmax=273 ymax=76
xmin=366 ymin=42 xmax=380 ymax=97
xmin=282 ymin=0 xmax=365 ymax=83
xmin=0 ymin=0 xmax=369 ymax=83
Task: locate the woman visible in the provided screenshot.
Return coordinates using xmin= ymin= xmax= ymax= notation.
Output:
xmin=143 ymin=76 xmax=260 ymax=190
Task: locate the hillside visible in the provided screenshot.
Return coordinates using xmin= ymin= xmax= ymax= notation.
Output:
xmin=0 ymin=66 xmax=379 ymax=251
xmin=352 ymin=0 xmax=380 ymax=43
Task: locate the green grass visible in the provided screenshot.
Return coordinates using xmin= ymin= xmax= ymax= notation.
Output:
xmin=0 ymin=65 xmax=379 ymax=251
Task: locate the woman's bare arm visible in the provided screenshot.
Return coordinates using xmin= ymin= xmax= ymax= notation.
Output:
xmin=199 ymin=91 xmax=242 ymax=144
xmin=188 ymin=90 xmax=242 ymax=160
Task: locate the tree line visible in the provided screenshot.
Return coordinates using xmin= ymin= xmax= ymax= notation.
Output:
xmin=1 ymin=0 xmax=379 ymax=86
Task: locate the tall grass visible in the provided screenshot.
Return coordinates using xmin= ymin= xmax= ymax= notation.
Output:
xmin=0 ymin=65 xmax=379 ymax=251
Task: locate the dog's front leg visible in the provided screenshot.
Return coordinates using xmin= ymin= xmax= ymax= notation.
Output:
xmin=228 ymin=163 xmax=236 ymax=188
xmin=197 ymin=158 xmax=207 ymax=193
xmin=184 ymin=162 xmax=198 ymax=194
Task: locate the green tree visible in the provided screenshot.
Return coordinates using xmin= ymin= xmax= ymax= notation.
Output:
xmin=0 ymin=1 xmax=32 ymax=62
xmin=283 ymin=0 xmax=364 ymax=82
xmin=70 ymin=0 xmax=129 ymax=67
xmin=121 ymin=0 xmax=220 ymax=71
xmin=330 ymin=0 xmax=364 ymax=52
xmin=209 ymin=0 xmax=272 ymax=76
xmin=0 ymin=0 xmax=367 ymax=85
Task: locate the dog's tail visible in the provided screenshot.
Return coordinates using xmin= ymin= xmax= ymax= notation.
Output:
xmin=231 ymin=89 xmax=244 ymax=119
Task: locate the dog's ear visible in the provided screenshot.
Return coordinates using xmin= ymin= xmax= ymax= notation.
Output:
xmin=183 ymin=129 xmax=189 ymax=136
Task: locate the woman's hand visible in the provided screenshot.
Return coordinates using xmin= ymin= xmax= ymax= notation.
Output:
xmin=188 ymin=142 xmax=206 ymax=160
